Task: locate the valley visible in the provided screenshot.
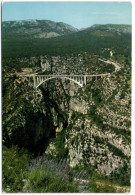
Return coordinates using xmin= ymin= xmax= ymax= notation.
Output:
xmin=2 ymin=20 xmax=131 ymax=193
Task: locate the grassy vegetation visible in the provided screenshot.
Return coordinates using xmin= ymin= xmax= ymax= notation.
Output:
xmin=2 ymin=145 xmax=31 ymax=192
xmin=70 ymin=164 xmax=130 ymax=193
xmin=24 ymin=156 xmax=89 ymax=192
xmin=3 ymin=146 xmax=130 ymax=193
xmin=2 ymin=148 xmax=90 ymax=193
xmin=89 ymin=176 xmax=130 ymax=193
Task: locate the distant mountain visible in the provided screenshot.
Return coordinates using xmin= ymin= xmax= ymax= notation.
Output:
xmin=2 ymin=22 xmax=131 ymax=59
xmin=86 ymin=24 xmax=131 ymax=34
xmin=2 ymin=20 xmax=79 ymax=39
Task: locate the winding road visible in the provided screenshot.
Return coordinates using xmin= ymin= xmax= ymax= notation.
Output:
xmin=98 ymin=58 xmax=121 ymax=72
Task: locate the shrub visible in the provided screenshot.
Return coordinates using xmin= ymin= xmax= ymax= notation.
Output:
xmin=2 ymin=145 xmax=31 ymax=192
xmin=112 ymin=163 xmax=131 ymax=186
xmin=23 ymin=156 xmax=89 ymax=192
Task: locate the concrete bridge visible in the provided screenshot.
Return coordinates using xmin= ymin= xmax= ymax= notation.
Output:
xmin=21 ymin=74 xmax=110 ymax=88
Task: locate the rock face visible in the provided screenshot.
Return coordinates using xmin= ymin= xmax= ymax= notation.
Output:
xmin=3 ymin=77 xmax=50 ymax=154
xmin=2 ymin=72 xmax=70 ymax=155
xmin=65 ymin=69 xmax=131 ymax=176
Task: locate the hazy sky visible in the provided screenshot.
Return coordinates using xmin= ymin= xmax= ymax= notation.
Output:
xmin=2 ymin=2 xmax=132 ymax=29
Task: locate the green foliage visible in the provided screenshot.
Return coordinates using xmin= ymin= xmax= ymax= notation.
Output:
xmin=91 ymin=88 xmax=102 ymax=104
xmin=2 ymin=59 xmax=35 ymax=72
xmin=52 ymin=130 xmax=68 ymax=160
xmin=87 ymin=106 xmax=104 ymax=129
xmin=24 ymin=167 xmax=78 ymax=192
xmin=2 ymin=145 xmax=31 ymax=192
xmin=74 ymin=163 xmax=130 ymax=193
xmin=70 ymin=164 xmax=118 ymax=193
xmin=112 ymin=162 xmax=131 ymax=186
xmin=23 ymin=156 xmax=88 ymax=193
xmin=107 ymin=143 xmax=127 ymax=159
xmin=84 ymin=84 xmax=92 ymax=94
xmin=89 ymin=179 xmax=117 ymax=193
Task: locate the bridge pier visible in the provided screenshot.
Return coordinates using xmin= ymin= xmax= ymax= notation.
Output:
xmin=84 ymin=75 xmax=87 ymax=85
xmin=33 ymin=76 xmax=37 ymax=87
xmin=81 ymin=76 xmax=83 ymax=84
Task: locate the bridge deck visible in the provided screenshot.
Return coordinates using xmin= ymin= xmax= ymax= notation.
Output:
xmin=21 ymin=73 xmax=110 ymax=77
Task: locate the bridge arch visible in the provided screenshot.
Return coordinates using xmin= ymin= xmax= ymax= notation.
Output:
xmin=36 ymin=76 xmax=83 ymax=88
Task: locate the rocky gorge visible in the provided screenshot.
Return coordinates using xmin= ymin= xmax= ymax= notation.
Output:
xmin=3 ymin=53 xmax=131 ymax=177
xmin=2 ymin=21 xmax=131 ymax=192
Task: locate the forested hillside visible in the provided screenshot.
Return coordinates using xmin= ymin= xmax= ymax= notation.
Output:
xmin=2 ymin=23 xmax=131 ymax=62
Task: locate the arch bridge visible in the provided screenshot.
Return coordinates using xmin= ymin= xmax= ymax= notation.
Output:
xmin=21 ymin=74 xmax=110 ymax=88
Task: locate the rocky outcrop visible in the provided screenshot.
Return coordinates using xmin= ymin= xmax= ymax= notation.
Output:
xmin=65 ymin=71 xmax=131 ymax=176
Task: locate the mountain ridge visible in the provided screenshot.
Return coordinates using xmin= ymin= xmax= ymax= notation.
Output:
xmin=2 ymin=19 xmax=79 ymax=39
xmin=2 ymin=21 xmax=131 ymax=59
xmin=2 ymin=20 xmax=131 ymax=39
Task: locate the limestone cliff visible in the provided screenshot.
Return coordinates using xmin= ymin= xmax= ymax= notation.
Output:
xmin=2 ymin=52 xmax=131 ymax=176
xmin=40 ymin=56 xmax=131 ymax=176
xmin=65 ymin=68 xmax=131 ymax=176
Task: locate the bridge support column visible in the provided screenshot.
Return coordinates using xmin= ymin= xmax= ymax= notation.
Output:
xmin=33 ymin=76 xmax=37 ymax=88
xmin=81 ymin=76 xmax=83 ymax=84
xmin=84 ymin=75 xmax=87 ymax=85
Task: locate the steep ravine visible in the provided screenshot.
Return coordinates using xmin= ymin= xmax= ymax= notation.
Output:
xmin=3 ymin=55 xmax=131 ymax=177
xmin=44 ymin=71 xmax=131 ymax=177
xmin=2 ymin=75 xmax=71 ymax=155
